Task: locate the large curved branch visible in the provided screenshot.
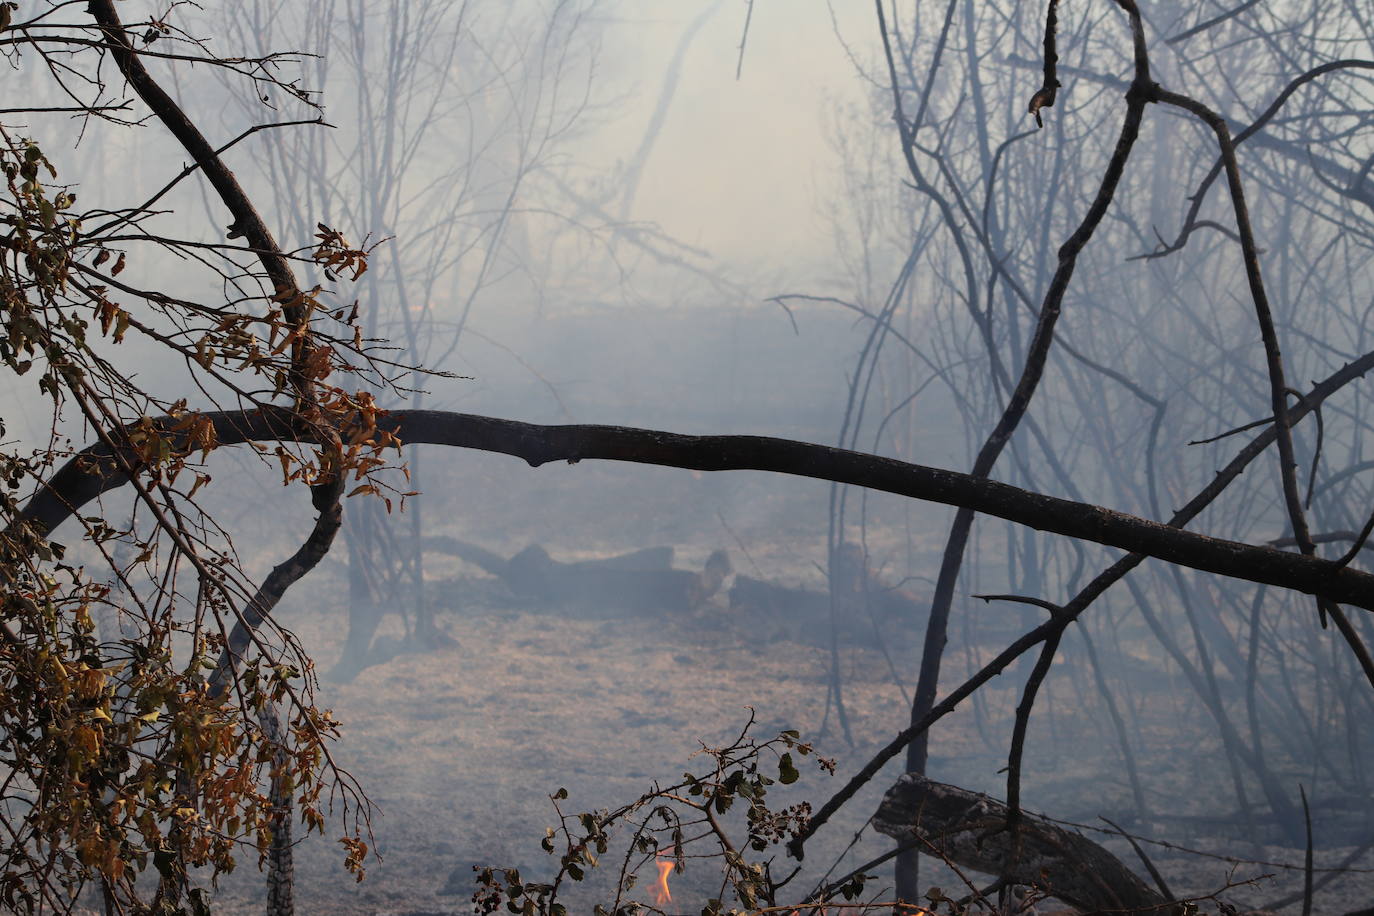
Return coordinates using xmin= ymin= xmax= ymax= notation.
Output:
xmin=21 ymin=404 xmax=1374 ymax=612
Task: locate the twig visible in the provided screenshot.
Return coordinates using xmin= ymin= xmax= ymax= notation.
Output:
xmin=735 ymin=0 xmax=754 ymax=80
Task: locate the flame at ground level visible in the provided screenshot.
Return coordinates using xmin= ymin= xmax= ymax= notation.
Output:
xmin=653 ymin=852 xmax=673 ymax=906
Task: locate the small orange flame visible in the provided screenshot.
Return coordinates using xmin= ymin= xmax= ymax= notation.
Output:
xmin=652 ymin=851 xmax=674 ymax=906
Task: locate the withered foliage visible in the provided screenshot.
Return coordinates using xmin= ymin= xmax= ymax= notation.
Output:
xmin=473 ymin=715 xmax=842 ymax=916
xmin=0 ymin=4 xmax=404 ymax=911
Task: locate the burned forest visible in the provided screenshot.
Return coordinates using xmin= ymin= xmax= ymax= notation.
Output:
xmin=4 ymin=1 xmax=1374 ymax=914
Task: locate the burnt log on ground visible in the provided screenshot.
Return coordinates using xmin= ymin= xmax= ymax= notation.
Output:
xmin=830 ymin=542 xmax=926 ymax=628
xmin=729 ymin=576 xmax=830 ymax=622
xmin=873 ymin=773 xmax=1174 ymax=914
xmin=424 ymin=536 xmax=729 ymax=613
xmin=424 ymin=536 xmax=675 ymax=581
xmin=331 ymin=540 xmax=719 ymax=680
xmin=729 ymin=543 xmax=925 ymax=647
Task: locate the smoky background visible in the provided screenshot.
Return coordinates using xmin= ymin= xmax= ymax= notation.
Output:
xmin=15 ymin=0 xmax=1374 ymax=911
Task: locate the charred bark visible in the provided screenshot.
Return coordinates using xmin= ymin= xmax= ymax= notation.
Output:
xmin=873 ymin=773 xmax=1173 ymax=914
xmin=425 ymin=537 xmax=724 ymax=612
xmin=23 ymin=404 xmax=1374 ymax=613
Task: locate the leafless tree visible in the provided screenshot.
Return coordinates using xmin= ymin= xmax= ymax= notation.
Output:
xmin=781 ymin=0 xmax=1374 ymax=904
xmin=7 ymin=1 xmax=1374 ymax=913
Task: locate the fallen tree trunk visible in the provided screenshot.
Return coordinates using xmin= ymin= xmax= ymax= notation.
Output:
xmin=423 ymin=535 xmax=675 ymax=581
xmin=729 ymin=543 xmax=927 ymax=646
xmin=873 ymin=773 xmax=1173 ymax=914
xmin=423 ymin=536 xmax=727 ymax=612
xmin=729 ymin=576 xmax=830 ymax=620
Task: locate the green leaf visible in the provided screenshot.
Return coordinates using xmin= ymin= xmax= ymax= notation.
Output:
xmin=778 ymin=753 xmax=800 ymax=785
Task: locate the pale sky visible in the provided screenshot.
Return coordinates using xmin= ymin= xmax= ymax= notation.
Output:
xmin=582 ymin=1 xmax=877 ymax=265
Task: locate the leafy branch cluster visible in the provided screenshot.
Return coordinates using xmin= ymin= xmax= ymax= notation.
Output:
xmin=473 ymin=718 xmax=845 ymax=916
xmin=0 ymin=2 xmax=421 ymax=910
